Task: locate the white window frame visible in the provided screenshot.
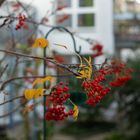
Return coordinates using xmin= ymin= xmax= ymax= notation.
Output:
xmin=55 ymin=0 xmax=96 ymax=32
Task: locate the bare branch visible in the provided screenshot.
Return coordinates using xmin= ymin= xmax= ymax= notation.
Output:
xmin=0 ymin=64 xmax=8 ymax=79
xmin=0 ymin=49 xmax=53 ymax=60
xmin=0 ymin=73 xmax=79 ymax=90
xmin=0 ymin=95 xmax=24 ymax=105
xmin=0 ymin=18 xmax=9 ymax=28
xmin=0 ymin=101 xmax=27 ymax=118
xmin=100 ymin=58 xmax=108 ymax=70
xmin=0 ymin=49 xmax=80 ymax=78
xmin=0 ymin=75 xmax=45 ymax=90
xmin=0 ymin=15 xmax=94 ymax=44
xmin=0 ymin=100 xmax=42 ymax=118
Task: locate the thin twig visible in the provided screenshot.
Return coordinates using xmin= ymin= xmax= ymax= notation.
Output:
xmin=0 ymin=49 xmax=53 ymax=60
xmin=0 ymin=101 xmax=28 ymax=118
xmin=0 ymin=95 xmax=24 ymax=105
xmin=0 ymin=15 xmax=94 ymax=44
xmin=0 ymin=73 xmax=80 ymax=91
xmin=0 ymin=64 xmax=8 ymax=79
xmin=0 ymin=99 xmax=43 ymax=118
xmin=0 ymin=49 xmax=80 ymax=77
xmin=0 ymin=75 xmax=45 ymax=90
xmin=100 ymin=58 xmax=108 ymax=70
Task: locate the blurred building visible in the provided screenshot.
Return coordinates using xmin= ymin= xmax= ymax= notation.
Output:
xmin=114 ymin=0 xmax=140 ymax=59
xmin=44 ymin=0 xmax=114 ymax=64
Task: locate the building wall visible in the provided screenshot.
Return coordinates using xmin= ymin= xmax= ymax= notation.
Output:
xmin=48 ymin=0 xmax=114 ymax=57
xmin=96 ymin=0 xmax=114 ymax=55
xmin=6 ymin=0 xmax=114 ymax=56
xmin=114 ymin=0 xmax=140 ymax=59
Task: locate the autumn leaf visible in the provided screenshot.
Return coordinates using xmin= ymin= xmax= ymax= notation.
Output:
xmin=32 ymin=37 xmax=49 ymax=48
xmin=24 ymin=89 xmax=34 ymax=100
xmin=24 ymin=89 xmax=45 ymax=100
xmin=76 ymin=69 xmax=91 ymax=79
xmin=76 ymin=57 xmax=92 ymax=79
xmin=34 ymin=89 xmax=45 ymax=98
xmin=73 ymin=105 xmax=79 ymax=121
xmin=32 ymin=76 xmax=53 ymax=86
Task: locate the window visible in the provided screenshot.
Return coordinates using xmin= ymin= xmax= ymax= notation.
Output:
xmin=79 ymin=0 xmax=94 ymax=7
xmin=78 ymin=13 xmax=95 ymax=27
xmin=56 ymin=0 xmax=95 ymax=30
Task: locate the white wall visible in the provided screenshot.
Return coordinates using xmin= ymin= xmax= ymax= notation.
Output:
xmin=96 ymin=0 xmax=114 ymax=54
xmin=47 ymin=0 xmax=114 ymax=56
xmin=5 ymin=0 xmax=114 ymax=56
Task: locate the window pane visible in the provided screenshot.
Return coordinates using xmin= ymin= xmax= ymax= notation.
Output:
xmin=79 ymin=0 xmax=93 ymax=7
xmin=56 ymin=15 xmax=72 ymax=27
xmin=78 ymin=14 xmax=95 ymax=27
xmin=57 ymin=0 xmax=71 ymax=7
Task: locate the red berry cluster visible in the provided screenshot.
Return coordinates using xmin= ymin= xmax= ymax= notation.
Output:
xmin=91 ymin=44 xmax=103 ymax=58
xmin=82 ymin=58 xmax=133 ymax=106
xmin=109 ymin=60 xmax=126 ymax=74
xmin=109 ymin=59 xmax=133 ymax=87
xmin=49 ymin=84 xmax=70 ymax=105
xmin=110 ymin=75 xmax=132 ymax=87
xmin=82 ymin=71 xmax=111 ymax=106
xmin=15 ymin=14 xmax=28 ymax=30
xmin=45 ymin=106 xmax=73 ymax=121
xmin=45 ymin=82 xmax=73 ymax=121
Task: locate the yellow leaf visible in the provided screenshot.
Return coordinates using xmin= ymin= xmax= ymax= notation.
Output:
xmin=76 ymin=57 xmax=92 ymax=79
xmin=24 ymin=89 xmax=34 ymax=100
xmin=73 ymin=105 xmax=79 ymax=121
xmin=34 ymin=89 xmax=45 ymax=98
xmin=32 ymin=76 xmax=53 ymax=86
xmin=24 ymin=89 xmax=45 ymax=100
xmin=76 ymin=69 xmax=92 ymax=79
xmin=76 ymin=76 xmax=83 ymax=79
xmin=44 ymin=76 xmax=53 ymax=82
xmin=32 ymin=38 xmax=49 ymax=48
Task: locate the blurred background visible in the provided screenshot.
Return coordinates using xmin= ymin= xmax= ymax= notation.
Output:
xmin=0 ymin=0 xmax=140 ymax=140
